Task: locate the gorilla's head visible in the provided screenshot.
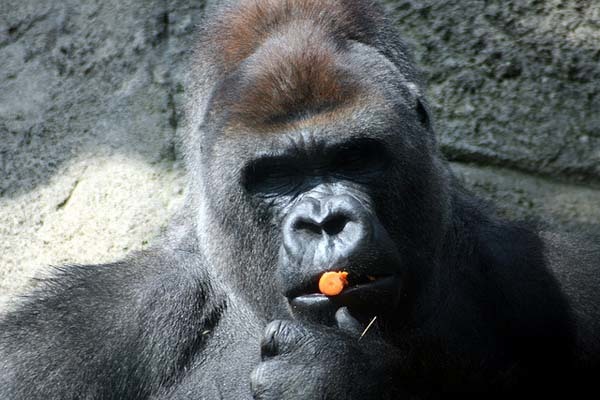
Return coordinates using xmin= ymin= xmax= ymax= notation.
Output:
xmin=184 ymin=0 xmax=452 ymax=326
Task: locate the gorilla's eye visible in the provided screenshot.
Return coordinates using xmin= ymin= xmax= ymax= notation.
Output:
xmin=332 ymin=139 xmax=389 ymax=178
xmin=242 ymin=158 xmax=301 ymax=197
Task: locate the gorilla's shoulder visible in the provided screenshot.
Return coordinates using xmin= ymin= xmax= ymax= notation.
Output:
xmin=540 ymin=230 xmax=600 ymax=360
xmin=1 ymin=215 xmax=221 ymax=338
xmin=0 ymin=219 xmax=224 ymax=399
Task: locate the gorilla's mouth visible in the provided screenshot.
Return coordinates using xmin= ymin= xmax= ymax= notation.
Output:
xmin=287 ymin=273 xmax=402 ymax=322
xmin=287 ymin=273 xmax=394 ymax=299
xmin=334 ymin=274 xmax=401 ymax=304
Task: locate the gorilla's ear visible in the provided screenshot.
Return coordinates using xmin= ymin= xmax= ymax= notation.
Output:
xmin=415 ymin=98 xmax=431 ymax=130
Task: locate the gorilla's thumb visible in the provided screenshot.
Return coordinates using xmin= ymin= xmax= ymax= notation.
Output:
xmin=335 ymin=307 xmax=363 ymax=336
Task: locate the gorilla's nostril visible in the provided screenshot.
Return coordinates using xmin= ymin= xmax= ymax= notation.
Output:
xmin=292 ymin=214 xmax=350 ymax=238
xmin=322 ymin=215 xmax=348 ymax=236
xmin=293 ymin=219 xmax=323 ymax=236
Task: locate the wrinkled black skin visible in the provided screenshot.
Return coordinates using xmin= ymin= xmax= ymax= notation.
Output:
xmin=2 ymin=2 xmax=600 ymax=400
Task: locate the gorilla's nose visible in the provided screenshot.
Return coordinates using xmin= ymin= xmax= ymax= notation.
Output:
xmin=291 ymin=206 xmax=350 ymax=238
xmin=282 ymin=195 xmax=372 ymax=266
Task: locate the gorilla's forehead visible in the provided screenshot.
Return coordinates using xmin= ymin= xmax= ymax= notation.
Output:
xmin=212 ymin=40 xmax=417 ymax=138
xmin=197 ymin=0 xmax=420 ymax=138
xmin=207 ymin=0 xmax=383 ymax=72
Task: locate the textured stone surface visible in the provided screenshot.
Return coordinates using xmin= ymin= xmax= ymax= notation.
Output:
xmin=1 ymin=0 xmax=599 ymax=310
xmin=0 ymin=0 xmax=203 ymax=309
xmin=451 ymin=162 xmax=600 ymax=236
xmin=386 ymin=0 xmax=600 ymax=183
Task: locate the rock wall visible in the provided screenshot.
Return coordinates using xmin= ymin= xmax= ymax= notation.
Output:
xmin=388 ymin=0 xmax=600 ymax=233
xmin=0 ymin=0 xmax=202 ymax=309
xmin=1 ymin=0 xmax=599 ymax=309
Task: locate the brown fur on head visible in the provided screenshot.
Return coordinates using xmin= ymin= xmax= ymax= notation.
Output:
xmin=226 ymin=21 xmax=362 ymax=128
xmin=208 ymin=0 xmax=383 ymax=72
xmin=198 ymin=0 xmax=386 ymax=130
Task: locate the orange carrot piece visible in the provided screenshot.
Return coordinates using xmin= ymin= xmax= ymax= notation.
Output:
xmin=318 ymin=271 xmax=349 ymax=296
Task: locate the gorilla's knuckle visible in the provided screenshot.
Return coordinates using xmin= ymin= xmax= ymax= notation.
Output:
xmin=264 ymin=320 xmax=303 ymax=349
xmin=261 ymin=321 xmax=284 ymax=359
xmin=264 ymin=320 xmax=286 ymax=340
xmin=250 ymin=363 xmax=269 ymax=393
xmin=250 ymin=361 xmax=282 ymax=399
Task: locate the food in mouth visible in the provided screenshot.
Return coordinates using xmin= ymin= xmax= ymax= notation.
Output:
xmin=318 ymin=271 xmax=349 ymax=296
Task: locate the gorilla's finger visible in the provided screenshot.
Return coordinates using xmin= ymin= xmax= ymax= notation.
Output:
xmin=260 ymin=320 xmax=308 ymax=359
xmin=250 ymin=360 xmax=284 ymax=400
xmin=335 ymin=307 xmax=363 ymax=336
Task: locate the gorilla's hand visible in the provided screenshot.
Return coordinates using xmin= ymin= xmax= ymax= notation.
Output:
xmin=250 ymin=308 xmax=402 ymax=400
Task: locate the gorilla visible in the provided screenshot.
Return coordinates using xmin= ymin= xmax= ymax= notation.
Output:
xmin=1 ymin=0 xmax=599 ymax=398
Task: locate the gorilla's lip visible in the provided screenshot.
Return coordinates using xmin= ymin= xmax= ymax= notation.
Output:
xmin=289 ymin=275 xmax=401 ymax=310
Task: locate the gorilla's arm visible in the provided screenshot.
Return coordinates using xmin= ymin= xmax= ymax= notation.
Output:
xmin=0 ymin=250 xmax=220 ymax=400
xmin=433 ymin=190 xmax=600 ymax=392
xmin=542 ymin=232 xmax=600 ymax=366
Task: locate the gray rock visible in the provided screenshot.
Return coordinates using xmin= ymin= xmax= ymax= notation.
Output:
xmin=451 ymin=162 xmax=600 ymax=237
xmin=0 ymin=0 xmax=206 ymax=309
xmin=386 ymin=0 xmax=600 ymax=182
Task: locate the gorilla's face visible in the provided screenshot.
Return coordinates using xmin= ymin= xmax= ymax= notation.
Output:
xmin=270 ymin=136 xmax=407 ymax=325
xmin=194 ymin=42 xmax=450 ymax=326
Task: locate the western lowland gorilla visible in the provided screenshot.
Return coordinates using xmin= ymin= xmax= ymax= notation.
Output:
xmin=1 ymin=0 xmax=599 ymax=398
